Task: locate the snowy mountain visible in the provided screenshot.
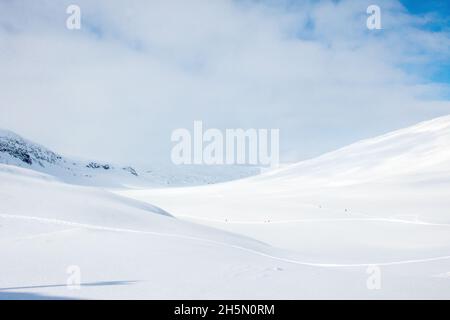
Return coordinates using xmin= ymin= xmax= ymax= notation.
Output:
xmin=0 ymin=129 xmax=260 ymax=188
xmin=258 ymin=114 xmax=450 ymax=186
xmin=0 ymin=129 xmax=141 ymax=187
xmin=0 ymin=129 xmax=63 ymax=167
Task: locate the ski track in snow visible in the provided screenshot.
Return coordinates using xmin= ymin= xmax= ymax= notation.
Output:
xmin=2 ymin=213 xmax=450 ymax=268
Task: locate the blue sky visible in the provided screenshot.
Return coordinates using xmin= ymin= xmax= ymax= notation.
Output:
xmin=401 ymin=0 xmax=450 ymax=19
xmin=400 ymin=0 xmax=450 ymax=85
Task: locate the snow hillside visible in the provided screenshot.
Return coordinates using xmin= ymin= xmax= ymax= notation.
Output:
xmin=0 ymin=164 xmax=302 ymax=299
xmin=257 ymin=114 xmax=450 ymax=186
xmin=0 ymin=163 xmax=422 ymax=300
xmin=121 ymin=115 xmax=450 ymax=298
xmin=125 ymin=114 xmax=450 ymax=224
xmin=2 ymin=164 xmax=450 ymax=299
xmin=0 ymin=129 xmax=259 ymax=188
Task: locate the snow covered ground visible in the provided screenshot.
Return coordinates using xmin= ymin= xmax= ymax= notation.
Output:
xmin=1 ymin=115 xmax=450 ymax=299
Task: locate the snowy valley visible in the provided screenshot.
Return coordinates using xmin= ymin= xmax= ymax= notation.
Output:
xmin=1 ymin=115 xmax=450 ymax=299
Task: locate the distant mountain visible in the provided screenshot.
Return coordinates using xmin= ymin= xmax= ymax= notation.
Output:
xmin=0 ymin=129 xmax=63 ymax=167
xmin=0 ymin=129 xmax=260 ymax=188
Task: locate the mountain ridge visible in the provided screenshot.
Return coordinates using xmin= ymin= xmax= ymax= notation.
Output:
xmin=0 ymin=129 xmax=260 ymax=188
xmin=258 ymin=114 xmax=450 ymax=185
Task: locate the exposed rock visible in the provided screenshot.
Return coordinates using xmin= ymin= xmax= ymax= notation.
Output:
xmin=0 ymin=131 xmax=61 ymax=166
xmin=86 ymin=162 xmax=111 ymax=170
xmin=123 ymin=166 xmax=138 ymax=176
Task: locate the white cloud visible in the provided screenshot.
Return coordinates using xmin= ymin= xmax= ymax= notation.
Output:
xmin=0 ymin=0 xmax=449 ymax=165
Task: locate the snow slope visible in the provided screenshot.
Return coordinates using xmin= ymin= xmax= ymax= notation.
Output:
xmin=0 ymin=164 xmax=297 ymax=299
xmin=2 ymin=163 xmax=432 ymax=299
xmin=2 ymin=115 xmax=450 ymax=299
xmin=259 ymin=114 xmax=450 ymax=186
xmin=121 ymin=115 xmax=450 ymax=298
